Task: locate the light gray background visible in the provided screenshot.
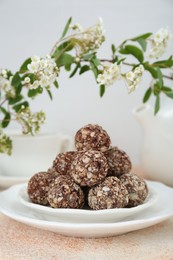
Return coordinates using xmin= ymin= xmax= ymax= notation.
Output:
xmin=0 ymin=0 xmax=172 ymax=164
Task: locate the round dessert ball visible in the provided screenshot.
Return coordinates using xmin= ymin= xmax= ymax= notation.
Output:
xmin=104 ymin=147 xmax=132 ymax=177
xmin=119 ymin=173 xmax=148 ymax=207
xmin=47 ymin=175 xmax=84 ymax=209
xmin=27 ymin=172 xmax=55 ymax=205
xmin=88 ymin=176 xmax=129 ymax=210
xmin=52 ymin=151 xmax=76 ymax=175
xmin=70 ymin=150 xmax=108 ymax=187
xmin=75 ymin=124 xmax=111 ymax=152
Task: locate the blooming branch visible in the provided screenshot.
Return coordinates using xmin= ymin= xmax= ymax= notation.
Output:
xmin=0 ymin=17 xmax=173 ymax=155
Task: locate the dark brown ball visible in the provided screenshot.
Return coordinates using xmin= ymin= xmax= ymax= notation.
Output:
xmin=75 ymin=124 xmax=111 ymax=152
xmin=88 ymin=176 xmax=129 ymax=210
xmin=119 ymin=173 xmax=148 ymax=207
xmin=70 ymin=150 xmax=108 ymax=187
xmin=52 ymin=151 xmax=76 ymax=175
xmin=27 ymin=172 xmax=54 ymax=205
xmin=47 ymin=175 xmax=84 ymax=209
xmin=104 ymin=147 xmax=132 ymax=177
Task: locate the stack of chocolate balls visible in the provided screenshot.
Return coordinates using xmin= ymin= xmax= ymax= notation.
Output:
xmin=27 ymin=124 xmax=148 ymax=210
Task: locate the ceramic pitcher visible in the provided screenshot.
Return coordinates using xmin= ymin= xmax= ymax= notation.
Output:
xmin=133 ymin=103 xmax=173 ymax=187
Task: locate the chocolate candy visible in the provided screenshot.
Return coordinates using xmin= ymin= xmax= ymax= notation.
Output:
xmin=88 ymin=176 xmax=129 ymax=210
xmin=52 ymin=151 xmax=76 ymax=175
xmin=47 ymin=175 xmax=84 ymax=209
xmin=27 ymin=172 xmax=54 ymax=205
xmin=104 ymin=147 xmax=132 ymax=177
xmin=120 ymin=173 xmax=148 ymax=207
xmin=75 ymin=124 xmax=111 ymax=152
xmin=70 ymin=150 xmax=108 ymax=187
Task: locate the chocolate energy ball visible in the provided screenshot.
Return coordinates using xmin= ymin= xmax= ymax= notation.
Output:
xmin=120 ymin=173 xmax=148 ymax=207
xmin=104 ymin=147 xmax=132 ymax=177
xmin=47 ymin=175 xmax=84 ymax=209
xmin=88 ymin=176 xmax=129 ymax=210
xmin=70 ymin=150 xmax=108 ymax=187
xmin=27 ymin=172 xmax=55 ymax=205
xmin=75 ymin=124 xmax=111 ymax=152
xmin=53 ymin=151 xmax=76 ymax=175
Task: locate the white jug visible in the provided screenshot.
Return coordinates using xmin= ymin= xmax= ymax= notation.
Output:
xmin=133 ymin=103 xmax=173 ymax=187
xmin=0 ymin=130 xmax=73 ymax=178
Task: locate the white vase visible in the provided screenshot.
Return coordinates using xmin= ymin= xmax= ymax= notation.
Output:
xmin=133 ymin=103 xmax=173 ymax=187
xmin=0 ymin=130 xmax=72 ymax=178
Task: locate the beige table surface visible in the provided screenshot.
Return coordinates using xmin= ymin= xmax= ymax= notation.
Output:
xmin=0 ymin=168 xmax=173 ymax=260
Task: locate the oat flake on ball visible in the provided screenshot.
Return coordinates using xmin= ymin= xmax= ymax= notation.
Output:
xmin=75 ymin=124 xmax=111 ymax=152
xmin=120 ymin=173 xmax=148 ymax=207
xmin=104 ymin=146 xmax=132 ymax=177
xmin=27 ymin=172 xmax=55 ymax=205
xmin=88 ymin=176 xmax=129 ymax=210
xmin=47 ymin=175 xmax=84 ymax=209
xmin=70 ymin=150 xmax=108 ymax=187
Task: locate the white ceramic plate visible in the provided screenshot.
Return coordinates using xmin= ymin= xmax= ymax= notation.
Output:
xmin=0 ymin=181 xmax=173 ymax=238
xmin=18 ymin=183 xmax=158 ymax=223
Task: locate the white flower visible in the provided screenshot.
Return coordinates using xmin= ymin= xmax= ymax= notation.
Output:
xmin=125 ymin=65 xmax=144 ymax=93
xmin=24 ymin=77 xmax=30 ymax=84
xmin=149 ymin=27 xmax=172 ymax=59
xmin=27 ymin=55 xmax=59 ymax=89
xmin=97 ymin=63 xmax=121 ymax=86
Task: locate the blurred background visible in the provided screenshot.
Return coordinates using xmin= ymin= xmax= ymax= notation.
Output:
xmin=0 ymin=0 xmax=172 ymax=165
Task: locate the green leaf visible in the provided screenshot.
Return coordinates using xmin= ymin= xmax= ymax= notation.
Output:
xmin=161 ymin=86 xmax=172 ymax=92
xmin=83 ymin=53 xmax=95 ymax=61
xmin=28 ymin=86 xmax=43 ymax=97
xmin=143 ymin=64 xmax=158 ymax=78
xmin=11 ymin=72 xmax=21 ymax=88
xmin=119 ymin=48 xmax=129 ymax=55
xmin=69 ymin=63 xmax=80 ymax=78
xmin=100 ymin=85 xmax=105 ymax=97
xmin=8 ymin=94 xmax=23 ymax=105
xmin=117 ymin=57 xmax=126 ymax=65
xmin=79 ymin=65 xmax=90 ymax=75
xmin=54 ymin=80 xmax=59 ymax=88
xmin=90 ymin=61 xmax=98 ymax=79
xmin=125 ymin=45 xmax=144 ymax=62
xmin=52 ymin=41 xmax=74 ymax=58
xmin=165 ymin=91 xmax=173 ymax=99
xmin=13 ymin=101 xmax=29 ymax=112
xmin=19 ymin=58 xmax=32 ymax=73
xmin=135 ymin=38 xmax=147 ymax=51
xmin=92 ymin=57 xmax=100 ymax=67
xmin=111 ymin=44 xmax=116 ymax=54
xmin=152 ymin=56 xmax=173 ymax=68
xmin=0 ymin=107 xmax=11 ymax=128
xmin=61 ymin=17 xmax=72 ymax=39
xmin=154 ymin=95 xmax=160 ymax=115
xmin=55 ymin=53 xmax=74 ymax=68
xmin=156 ymin=67 xmax=163 ymax=88
xmin=143 ymin=87 xmax=152 ymax=103
xmin=46 ymin=88 xmax=53 ymax=100
xmin=131 ymin=32 xmax=152 ymax=41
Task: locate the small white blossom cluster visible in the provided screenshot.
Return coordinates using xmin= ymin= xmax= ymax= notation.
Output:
xmin=0 ymin=69 xmax=15 ymax=98
xmin=0 ymin=128 xmax=12 ymax=155
xmin=125 ymin=65 xmax=144 ymax=93
xmin=16 ymin=106 xmax=46 ymax=134
xmin=97 ymin=63 xmax=121 ymax=86
xmin=25 ymin=55 xmax=59 ymax=89
xmin=71 ymin=18 xmax=105 ymax=56
xmin=149 ymin=27 xmax=172 ymax=59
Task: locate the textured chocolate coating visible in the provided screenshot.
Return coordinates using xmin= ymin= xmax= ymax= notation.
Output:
xmin=75 ymin=124 xmax=111 ymax=152
xmin=47 ymin=175 xmax=84 ymax=209
xmin=53 ymin=151 xmax=76 ymax=175
xmin=88 ymin=176 xmax=129 ymax=210
xmin=27 ymin=172 xmax=54 ymax=205
xmin=104 ymin=147 xmax=132 ymax=177
xmin=70 ymin=150 xmax=108 ymax=187
xmin=120 ymin=173 xmax=148 ymax=207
